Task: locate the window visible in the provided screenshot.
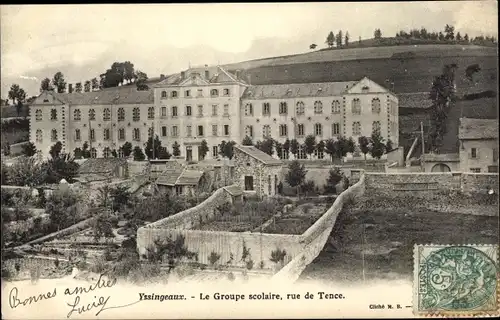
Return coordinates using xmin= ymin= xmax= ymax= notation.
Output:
xmin=244 ymin=176 xmax=254 ymax=191
xmin=73 ymin=109 xmax=81 ymax=121
xmin=51 ymin=109 xmax=58 ymax=120
xmin=315 ymin=123 xmax=323 ymax=136
xmin=223 ymin=88 xmax=230 ymax=96
xmin=279 ymin=124 xmax=288 ymax=137
xmin=268 ymin=175 xmax=271 ymax=195
xmin=171 ymin=91 xmax=178 ymax=98
xmin=245 ymin=103 xmax=253 ymax=116
xmin=314 ymin=101 xmax=323 ymax=114
xmin=296 ymin=101 xmax=305 ymax=115
xmin=161 ymin=107 xmax=167 ymax=117
xmin=332 ymin=123 xmax=340 ymax=135
xmin=88 ymin=109 xmax=95 ymax=121
xmin=494 ymin=148 xmax=498 ymax=162
xmin=148 ymin=127 xmax=154 ymax=138
xmin=297 ymin=146 xmax=307 ymax=160
xmin=314 ymin=148 xmax=324 ymax=160
xmin=90 ymin=148 xmax=97 ymax=158
xmin=133 ymin=128 xmax=140 ymax=141
xmin=172 ymin=106 xmax=178 ymax=117
xmin=118 ymin=149 xmax=124 ymax=158
xmin=372 ymin=121 xmax=381 ymax=133
xmin=148 ymin=107 xmax=155 ymax=119
xmin=118 ymin=108 xmax=125 ymax=121
xmin=118 ymin=128 xmax=125 ymax=140
xmin=161 ymin=126 xmax=167 ymax=137
xmin=175 ymin=186 xmax=183 ymax=195
xmin=35 ymin=109 xmax=43 ymax=121
xmin=281 ymin=149 xmax=289 ymax=160
xmin=212 ymin=125 xmax=218 ymax=136
xmin=197 ymin=105 xmax=203 ymax=117
xmin=351 ymin=98 xmax=361 ymax=114
xmin=245 ymin=125 xmax=253 ymax=138
xmin=470 ymin=168 xmax=481 ymax=173
xmin=172 ymin=126 xmax=178 ymax=137
xmin=262 ymin=102 xmax=271 ymax=116
xmin=197 ymin=125 xmax=204 ymax=137
xmin=471 ymin=148 xmax=477 ymax=159
xmin=185 ymin=125 xmax=192 ymax=137
xmin=133 ymin=108 xmax=140 ymax=121
xmin=212 ymin=105 xmax=218 ymax=116
xmin=353 ymin=122 xmax=361 ymax=135
xmin=224 ymin=125 xmax=230 ymax=136
xmin=210 ymin=89 xmax=219 ymax=97
xmin=263 ymin=125 xmax=271 ymax=138
xmin=197 ymin=89 xmax=203 ymax=97
xmin=186 ymin=105 xmax=192 ymax=116
xmin=212 ymin=146 xmax=218 ymax=158
xmin=161 ymin=91 xmax=167 ymax=98
xmin=185 ymin=90 xmax=191 ymax=97
xmin=488 ymin=166 xmax=498 ymax=173
xmin=103 ymin=147 xmax=111 ymax=159
xmin=279 ymin=102 xmax=288 ymax=115
xmin=75 ymin=129 xmax=81 ymax=141
xmin=90 ymin=129 xmax=95 ymax=141
xmin=223 ymin=104 xmax=229 ymax=116
xmin=36 ymin=129 xmax=43 ymax=143
xmin=103 ymin=108 xmax=111 ymax=121
xmin=51 ymin=129 xmax=58 ymax=141
xmin=331 ymin=100 xmax=341 ymax=113
xmin=297 ymin=124 xmax=305 ymax=137
xmin=371 ymin=98 xmax=381 ymax=113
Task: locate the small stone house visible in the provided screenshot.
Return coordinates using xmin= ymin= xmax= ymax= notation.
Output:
xmin=76 ymin=158 xmax=128 ymax=182
xmin=233 ymin=145 xmax=283 ymax=197
xmin=155 ymin=161 xmax=208 ymax=196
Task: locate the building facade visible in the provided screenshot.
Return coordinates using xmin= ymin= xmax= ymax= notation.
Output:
xmin=30 ymin=66 xmax=399 ymax=161
xmin=458 ymin=118 xmax=498 ymax=173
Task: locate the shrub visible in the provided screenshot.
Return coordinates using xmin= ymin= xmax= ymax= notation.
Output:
xmin=208 ymin=251 xmax=221 ymax=267
xmin=246 ymin=259 xmax=254 ymax=270
xmin=227 ymin=272 xmax=235 ymax=281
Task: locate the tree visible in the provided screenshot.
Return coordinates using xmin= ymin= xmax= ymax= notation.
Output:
xmin=444 ymin=24 xmax=455 ymax=40
xmin=40 ymin=78 xmax=53 ymax=92
xmin=120 ymin=142 xmax=133 ymax=157
xmin=464 ymin=33 xmax=469 ymax=42
xmin=334 ymin=136 xmax=349 ymax=162
xmin=84 ymin=81 xmax=91 ymax=92
xmin=336 ymin=30 xmax=343 ymax=47
xmin=8 ymin=84 xmax=27 ymax=117
xmin=309 ymin=44 xmax=317 ymax=50
xmin=344 ymin=31 xmax=350 ymax=47
xmin=20 ymin=142 xmax=37 ymax=157
xmin=283 ymin=139 xmax=291 ymax=157
xmin=326 ymin=31 xmax=335 ymax=48
xmin=369 ymin=129 xmax=385 ymax=159
xmin=346 ymin=137 xmax=356 ymax=155
xmin=242 ymin=136 xmax=253 ymax=146
xmin=49 ymin=142 xmax=63 ymax=159
xmin=133 ymin=146 xmax=146 ymax=161
xmin=144 ymin=135 xmax=163 ymax=160
xmin=46 ymin=188 xmax=80 ymax=231
xmin=316 ymin=140 xmax=325 ymax=158
xmin=52 ymin=72 xmax=67 ymax=93
xmin=4 ymin=156 xmax=48 ymax=186
xmin=46 ymin=154 xmax=80 ymax=183
xmin=438 ymin=32 xmax=445 ymax=41
xmin=324 ymin=167 xmax=343 ymax=194
xmin=304 ymin=135 xmax=316 ymax=159
xmin=456 ymin=32 xmax=462 ymax=41
xmin=75 ymin=82 xmax=82 ymax=93
xmin=82 ymin=142 xmax=91 ymax=159
xmin=222 ymin=141 xmax=236 ymax=159
xmin=257 ymin=138 xmax=274 ymax=156
xmin=92 ymin=211 xmax=115 ymax=242
xmin=172 ymin=141 xmax=181 ymax=157
xmin=385 ymin=139 xmax=393 ymax=153
xmin=285 ymin=160 xmax=307 ymax=197
xmin=135 ymin=70 xmax=149 ymax=91
xmin=199 ymin=139 xmax=209 ymax=160
xmin=324 ymin=139 xmax=336 ymax=161
xmin=374 ymin=28 xmax=382 ymax=39
xmin=358 ymin=136 xmax=371 ymax=163
xmin=290 ymin=139 xmax=299 ymax=158
xmin=275 ymin=141 xmax=283 ymax=159
xmin=73 ymin=148 xmax=83 ymax=159
xmin=109 ymin=185 xmax=132 ymax=212
xmin=91 ymin=78 xmax=99 ymax=91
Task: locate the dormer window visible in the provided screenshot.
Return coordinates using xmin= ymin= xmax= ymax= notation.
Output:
xmin=362 ymin=86 xmax=370 ymax=93
xmin=210 ymin=89 xmax=219 ymax=97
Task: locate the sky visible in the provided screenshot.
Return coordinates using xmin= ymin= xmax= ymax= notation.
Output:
xmin=1 ymin=1 xmax=498 ymax=97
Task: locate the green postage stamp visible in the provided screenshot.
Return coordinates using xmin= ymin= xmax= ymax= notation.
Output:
xmin=414 ymin=244 xmax=499 ymax=317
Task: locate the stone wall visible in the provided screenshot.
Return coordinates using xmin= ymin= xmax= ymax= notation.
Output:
xmin=273 ymin=174 xmax=366 ymax=282
xmin=461 ymin=173 xmax=499 ymax=194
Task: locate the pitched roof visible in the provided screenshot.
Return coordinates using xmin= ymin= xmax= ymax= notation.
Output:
xmin=241 ymin=81 xmax=358 ymax=99
xmin=156 ymin=162 xmax=203 ymax=186
xmin=234 ymin=145 xmax=283 ymax=165
xmin=176 ymin=170 xmax=203 ymax=185
xmin=459 ymin=118 xmax=498 ymax=140
xmin=46 ymin=85 xmax=154 ymax=106
xmin=153 ymin=66 xmax=247 ymax=87
xmin=223 ymin=185 xmax=243 ymax=196
xmin=78 ymin=158 xmax=127 ymax=175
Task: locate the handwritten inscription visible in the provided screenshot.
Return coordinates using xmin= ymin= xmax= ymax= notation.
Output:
xmin=9 ymin=286 xmax=57 ymax=309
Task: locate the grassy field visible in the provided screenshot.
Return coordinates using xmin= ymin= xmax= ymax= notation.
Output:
xmin=300 ymin=196 xmax=499 ymax=283
xmin=263 ymin=203 xmax=328 ymax=235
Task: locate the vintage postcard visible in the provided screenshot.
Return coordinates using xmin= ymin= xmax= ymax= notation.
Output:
xmin=1 ymin=1 xmax=498 ymax=319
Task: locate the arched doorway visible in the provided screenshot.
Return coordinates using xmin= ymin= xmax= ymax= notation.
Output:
xmin=431 ymin=163 xmax=451 ymax=172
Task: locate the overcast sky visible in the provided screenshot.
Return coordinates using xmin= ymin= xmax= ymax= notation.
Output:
xmin=1 ymin=2 xmax=498 ymax=96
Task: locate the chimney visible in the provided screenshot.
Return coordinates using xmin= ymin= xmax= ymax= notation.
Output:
xmin=181 ymin=71 xmax=186 ymax=80
xmin=235 ymin=69 xmax=240 ymax=79
xmin=160 ymin=74 xmax=165 ymax=80
xmin=68 ymin=84 xmax=73 ymax=93
xmin=205 ymin=70 xmax=210 ymax=80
